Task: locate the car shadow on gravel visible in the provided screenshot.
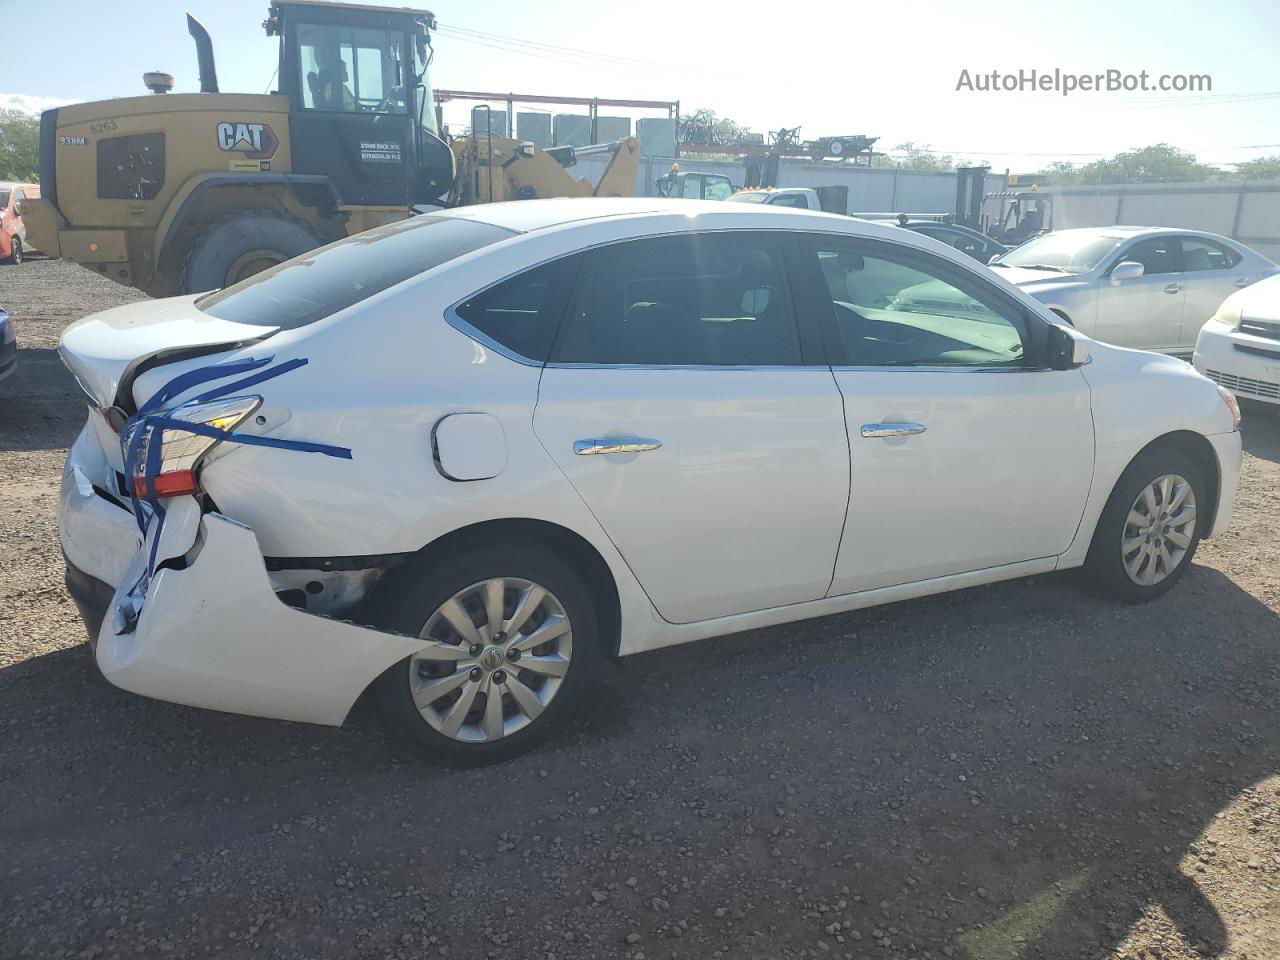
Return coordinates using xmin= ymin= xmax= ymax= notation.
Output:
xmin=2 ymin=564 xmax=1276 ymax=960
xmin=1240 ymin=403 xmax=1280 ymax=463
xmin=0 ymin=347 xmax=85 ymax=453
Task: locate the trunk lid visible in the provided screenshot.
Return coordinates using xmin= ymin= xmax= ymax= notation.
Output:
xmin=59 ymin=296 xmax=279 ymax=410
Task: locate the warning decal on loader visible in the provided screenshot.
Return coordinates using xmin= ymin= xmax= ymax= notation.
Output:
xmin=359 ymin=140 xmax=401 ymax=164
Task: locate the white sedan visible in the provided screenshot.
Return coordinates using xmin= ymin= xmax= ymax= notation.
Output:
xmin=988 ymin=226 xmax=1278 ymax=355
xmin=58 ymin=199 xmax=1242 ymax=765
xmin=1195 ymin=272 xmax=1280 ymax=406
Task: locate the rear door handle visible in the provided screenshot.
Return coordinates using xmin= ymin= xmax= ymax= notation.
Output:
xmin=1164 ymin=283 xmax=1182 ymax=294
xmin=574 ymin=437 xmax=662 ymax=456
xmin=861 ymin=422 xmax=927 ymax=439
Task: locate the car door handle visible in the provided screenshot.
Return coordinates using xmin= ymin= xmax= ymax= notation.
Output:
xmin=1234 ymin=277 xmax=1252 ymax=288
xmin=860 ymin=422 xmax=927 ymax=439
xmin=1164 ymin=283 xmax=1182 ymax=294
xmin=574 ymin=437 xmax=663 ymax=456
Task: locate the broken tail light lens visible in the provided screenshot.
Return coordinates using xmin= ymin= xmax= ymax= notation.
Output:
xmin=127 ymin=395 xmax=262 ymax=499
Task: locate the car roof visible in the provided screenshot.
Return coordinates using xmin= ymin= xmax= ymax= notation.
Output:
xmin=436 ymin=197 xmax=917 ymax=244
xmin=1049 ymin=225 xmax=1232 ymax=240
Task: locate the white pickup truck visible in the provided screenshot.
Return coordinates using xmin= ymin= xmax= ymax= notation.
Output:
xmin=725 ymin=186 xmax=848 ymax=214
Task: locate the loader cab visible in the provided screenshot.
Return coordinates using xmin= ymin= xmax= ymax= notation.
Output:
xmin=267 ymin=0 xmax=453 ymax=206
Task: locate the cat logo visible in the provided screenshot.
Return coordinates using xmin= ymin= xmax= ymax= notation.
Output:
xmin=215 ymin=122 xmax=280 ymax=160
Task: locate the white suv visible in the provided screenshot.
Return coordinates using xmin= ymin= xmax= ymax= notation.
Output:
xmin=57 ymin=199 xmax=1243 ymax=765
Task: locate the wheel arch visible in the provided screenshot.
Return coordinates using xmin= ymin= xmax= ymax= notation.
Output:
xmin=1114 ymin=430 xmax=1221 ymax=535
xmin=152 ymin=173 xmax=344 ymax=291
xmin=360 ymin=517 xmax=624 ymax=658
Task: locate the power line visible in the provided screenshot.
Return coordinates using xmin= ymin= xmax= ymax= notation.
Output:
xmin=435 ymin=24 xmax=746 ymax=84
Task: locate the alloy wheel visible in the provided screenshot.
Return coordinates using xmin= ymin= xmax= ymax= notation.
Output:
xmin=408 ymin=577 xmax=573 ymax=743
xmin=1121 ymin=474 xmax=1196 ymax=586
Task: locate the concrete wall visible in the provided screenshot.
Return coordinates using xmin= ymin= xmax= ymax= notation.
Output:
xmin=568 ymin=152 xmax=1004 ymax=215
xmin=559 ymin=154 xmax=1280 ymax=262
xmin=1046 ymin=182 xmax=1280 ymax=261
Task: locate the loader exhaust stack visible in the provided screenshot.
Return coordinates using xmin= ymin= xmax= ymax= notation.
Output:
xmin=186 ymin=13 xmax=219 ymax=93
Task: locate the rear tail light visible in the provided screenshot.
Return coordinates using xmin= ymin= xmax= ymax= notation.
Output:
xmin=126 ymin=395 xmax=261 ymax=500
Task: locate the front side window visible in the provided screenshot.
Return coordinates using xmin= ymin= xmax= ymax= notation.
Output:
xmin=812 ymin=238 xmax=1028 ymax=367
xmin=1118 ymin=236 xmax=1176 ymax=276
xmin=555 ymin=234 xmax=803 ymax=366
xmin=1180 ymin=236 xmax=1241 ymax=272
xmin=198 ymin=215 xmax=514 ymax=329
xmin=299 ymin=24 xmax=407 ymax=114
xmin=454 ymin=257 xmax=579 ymax=362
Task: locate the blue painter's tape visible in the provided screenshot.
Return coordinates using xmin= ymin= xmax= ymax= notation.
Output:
xmin=117 ymin=356 xmax=354 ymax=618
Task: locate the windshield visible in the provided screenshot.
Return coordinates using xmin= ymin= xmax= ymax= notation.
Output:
xmin=995 ymin=232 xmax=1122 ymax=273
xmin=726 ymin=192 xmax=768 ymax=204
xmin=197 ymin=216 xmax=515 ymax=329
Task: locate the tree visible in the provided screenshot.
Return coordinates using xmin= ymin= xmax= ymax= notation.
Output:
xmin=679 ymin=108 xmax=750 ymax=146
xmin=0 ymin=109 xmax=39 ymax=181
xmin=1232 ymin=155 xmax=1280 ymax=180
xmin=873 ymin=142 xmax=957 ymax=173
xmin=1072 ymin=144 xmax=1217 ymax=184
xmin=1041 ymin=160 xmax=1081 ymax=185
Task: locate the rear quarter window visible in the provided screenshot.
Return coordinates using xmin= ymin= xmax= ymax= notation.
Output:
xmin=198 ymin=216 xmax=516 ymax=329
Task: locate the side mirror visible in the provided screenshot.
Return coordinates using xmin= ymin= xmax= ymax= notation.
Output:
xmin=12 ymin=202 xmax=22 ymax=217
xmin=1046 ymin=322 xmax=1090 ymax=370
xmin=1110 ymin=260 xmax=1145 ymax=285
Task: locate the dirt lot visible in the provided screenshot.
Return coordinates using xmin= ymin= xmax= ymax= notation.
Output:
xmin=2 ymin=257 xmax=1279 ymax=960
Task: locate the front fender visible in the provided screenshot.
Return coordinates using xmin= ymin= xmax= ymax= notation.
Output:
xmin=1057 ymin=344 xmax=1239 ymax=565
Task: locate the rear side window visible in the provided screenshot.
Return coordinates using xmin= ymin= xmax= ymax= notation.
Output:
xmin=555 ymin=233 xmax=803 ymax=366
xmin=198 ymin=216 xmax=515 ymax=329
xmin=769 ymin=194 xmax=808 ymax=208
xmin=1180 ymin=237 xmax=1242 ymax=271
xmin=97 ymin=133 xmax=165 ymax=200
xmin=454 ymin=256 xmax=580 ymax=361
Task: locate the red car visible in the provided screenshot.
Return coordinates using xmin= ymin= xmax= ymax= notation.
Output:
xmin=0 ymin=182 xmax=38 ymax=264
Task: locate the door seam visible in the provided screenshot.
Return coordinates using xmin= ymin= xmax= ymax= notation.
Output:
xmin=824 ymin=365 xmax=854 ymax=599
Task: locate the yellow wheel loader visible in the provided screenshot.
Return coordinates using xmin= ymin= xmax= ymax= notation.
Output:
xmin=25 ymin=1 xmax=638 ymax=297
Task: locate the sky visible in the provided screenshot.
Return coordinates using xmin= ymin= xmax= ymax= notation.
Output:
xmin=4 ymin=0 xmax=1279 ymax=172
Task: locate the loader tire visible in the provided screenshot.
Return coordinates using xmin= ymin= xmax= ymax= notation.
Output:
xmin=180 ymin=211 xmax=325 ymax=294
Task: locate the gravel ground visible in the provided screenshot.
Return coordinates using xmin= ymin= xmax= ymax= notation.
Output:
xmin=2 ymin=257 xmax=1279 ymax=960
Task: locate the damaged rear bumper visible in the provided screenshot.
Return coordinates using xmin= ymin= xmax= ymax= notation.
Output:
xmin=60 ymin=458 xmax=425 ymax=727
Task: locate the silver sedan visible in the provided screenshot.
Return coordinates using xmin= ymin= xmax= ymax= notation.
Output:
xmin=987 ymin=227 xmax=1279 ymax=355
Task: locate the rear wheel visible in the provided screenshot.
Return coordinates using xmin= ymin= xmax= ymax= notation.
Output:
xmin=180 ymin=211 xmax=324 ymax=293
xmin=370 ymin=541 xmax=601 ymax=766
xmin=1085 ymin=448 xmax=1205 ymax=603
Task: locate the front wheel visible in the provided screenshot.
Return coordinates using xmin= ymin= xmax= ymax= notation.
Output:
xmin=180 ymin=211 xmax=323 ymax=293
xmin=4 ymin=236 xmax=22 ymax=265
xmin=370 ymin=541 xmax=601 ymax=766
xmin=1085 ymin=448 xmax=1205 ymax=603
